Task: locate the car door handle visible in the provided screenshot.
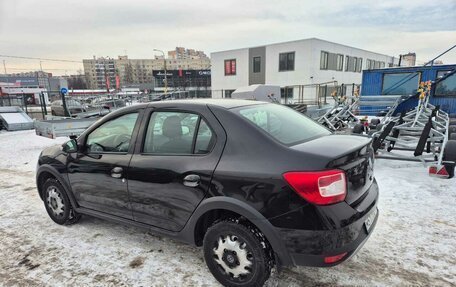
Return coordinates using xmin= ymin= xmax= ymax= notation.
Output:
xmin=111 ymin=167 xmax=123 ymax=178
xmin=183 ymin=174 xmax=200 ymax=187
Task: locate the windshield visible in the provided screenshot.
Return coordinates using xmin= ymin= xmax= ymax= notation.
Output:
xmin=232 ymin=103 xmax=331 ymax=145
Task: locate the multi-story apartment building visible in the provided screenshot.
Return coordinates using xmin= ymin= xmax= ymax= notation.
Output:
xmin=83 ymin=57 xmax=117 ymax=90
xmin=83 ymin=48 xmax=211 ymax=90
xmin=211 ymin=38 xmax=399 ymax=102
xmin=168 ymin=47 xmax=208 ymax=60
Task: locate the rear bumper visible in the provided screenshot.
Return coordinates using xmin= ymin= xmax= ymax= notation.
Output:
xmin=272 ymin=180 xmax=379 ymax=267
xmin=286 ymin=207 xmax=378 ymax=267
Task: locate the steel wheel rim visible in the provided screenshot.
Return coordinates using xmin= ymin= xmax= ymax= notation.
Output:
xmin=46 ymin=186 xmax=65 ymax=218
xmin=212 ymin=234 xmax=253 ymax=279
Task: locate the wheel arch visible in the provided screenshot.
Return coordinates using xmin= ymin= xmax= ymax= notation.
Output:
xmin=36 ymin=165 xmax=78 ymax=208
xmin=181 ymin=197 xmax=293 ymax=266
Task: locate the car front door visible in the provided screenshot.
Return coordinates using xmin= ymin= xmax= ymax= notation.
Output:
xmin=127 ymin=105 xmax=226 ymax=232
xmin=67 ymin=110 xmax=143 ymax=219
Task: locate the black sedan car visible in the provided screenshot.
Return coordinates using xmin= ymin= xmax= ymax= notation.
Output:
xmin=36 ymin=99 xmax=379 ymax=287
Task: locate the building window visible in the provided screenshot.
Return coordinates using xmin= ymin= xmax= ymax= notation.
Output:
xmin=345 ymin=56 xmax=350 ymax=71
xmin=253 ymin=56 xmax=261 ymax=73
xmin=224 ymin=89 xmax=235 ymax=98
xmin=357 ymin=58 xmax=363 ymax=72
xmin=382 ymin=72 xmax=420 ymax=95
xmin=336 ymin=54 xmax=344 ymax=71
xmin=374 ymin=61 xmax=380 ymax=69
xmin=280 ymin=87 xmax=294 ymax=103
xmin=353 ymin=57 xmax=358 ymax=72
xmin=279 ymin=52 xmax=295 ymax=71
xmin=224 ymin=59 xmax=236 ymax=76
xmin=435 ymin=72 xmax=456 ymax=97
xmin=320 ymin=51 xmax=329 ymax=70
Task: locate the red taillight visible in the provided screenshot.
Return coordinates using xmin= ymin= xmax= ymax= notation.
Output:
xmin=324 ymin=252 xmax=348 ymax=264
xmin=429 ymin=165 xmax=449 ymax=178
xmin=283 ymin=170 xmax=347 ymax=205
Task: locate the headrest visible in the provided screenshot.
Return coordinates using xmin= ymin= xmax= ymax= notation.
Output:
xmin=162 ymin=116 xmax=182 ymax=139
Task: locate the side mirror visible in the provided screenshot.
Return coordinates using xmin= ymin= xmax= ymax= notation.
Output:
xmin=62 ymin=139 xmax=78 ymax=153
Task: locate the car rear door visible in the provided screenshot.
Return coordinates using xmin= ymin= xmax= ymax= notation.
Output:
xmin=127 ymin=104 xmax=226 ymax=232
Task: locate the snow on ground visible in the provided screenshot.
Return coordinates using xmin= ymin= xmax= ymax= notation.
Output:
xmin=0 ymin=130 xmax=455 ymax=287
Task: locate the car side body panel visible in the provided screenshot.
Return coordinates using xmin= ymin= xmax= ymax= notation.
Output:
xmin=127 ymin=104 xmax=227 ymax=232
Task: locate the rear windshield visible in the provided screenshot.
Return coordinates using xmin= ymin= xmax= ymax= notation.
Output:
xmin=232 ymin=103 xmax=330 ymax=145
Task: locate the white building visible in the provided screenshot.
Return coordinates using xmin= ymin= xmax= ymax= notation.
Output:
xmin=211 ymin=38 xmax=398 ymax=103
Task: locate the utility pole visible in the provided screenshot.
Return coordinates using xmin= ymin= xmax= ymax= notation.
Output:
xmin=154 ymin=49 xmax=167 ymax=95
xmin=3 ymin=60 xmax=6 ymax=74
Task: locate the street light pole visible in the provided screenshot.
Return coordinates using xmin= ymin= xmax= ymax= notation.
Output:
xmin=153 ymin=49 xmax=167 ymax=95
xmin=103 ymin=56 xmax=110 ymax=93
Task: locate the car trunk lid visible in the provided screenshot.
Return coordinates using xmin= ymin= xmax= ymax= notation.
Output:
xmin=290 ymin=135 xmax=375 ymax=205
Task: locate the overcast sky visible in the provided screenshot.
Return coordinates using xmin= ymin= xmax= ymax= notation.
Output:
xmin=0 ymin=0 xmax=455 ymax=75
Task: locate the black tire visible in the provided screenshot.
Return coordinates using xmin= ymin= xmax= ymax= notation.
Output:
xmin=352 ymin=123 xmax=364 ymax=134
xmin=449 ymin=125 xmax=456 ymax=136
xmin=370 ymin=118 xmax=380 ymax=126
xmin=203 ymin=220 xmax=273 ymax=287
xmin=42 ymin=178 xmax=81 ymax=225
xmin=443 ymin=140 xmax=456 ymax=179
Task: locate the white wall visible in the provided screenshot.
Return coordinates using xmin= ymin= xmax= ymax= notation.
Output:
xmin=265 ymin=40 xmax=312 ymax=86
xmin=307 ymin=39 xmax=395 ymax=84
xmin=211 ymin=48 xmax=249 ymax=98
xmin=210 ymin=38 xmax=397 ymax=101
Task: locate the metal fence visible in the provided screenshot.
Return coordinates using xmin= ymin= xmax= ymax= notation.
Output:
xmin=0 ymin=84 xmax=362 ymax=120
xmin=0 ymin=94 xmax=48 ymax=120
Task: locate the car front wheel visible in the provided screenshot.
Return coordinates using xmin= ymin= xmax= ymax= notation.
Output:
xmin=203 ymin=219 xmax=273 ymax=287
xmin=42 ymin=178 xmax=81 ymax=225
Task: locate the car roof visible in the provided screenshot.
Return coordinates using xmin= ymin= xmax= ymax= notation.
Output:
xmin=102 ymin=99 xmax=268 ymax=118
xmin=146 ymin=99 xmax=266 ymax=109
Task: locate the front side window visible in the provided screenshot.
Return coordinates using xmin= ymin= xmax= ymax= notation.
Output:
xmin=233 ymin=104 xmax=330 ymax=146
xmin=86 ymin=113 xmax=139 ymax=153
xmin=143 ymin=111 xmax=215 ymax=154
xmin=279 ymin=52 xmax=295 ymax=71
xmin=382 ymin=72 xmax=420 ymax=95
xmin=253 ymin=56 xmax=261 ymax=73
xmin=224 ymin=59 xmax=236 ymax=76
xmin=320 ymin=51 xmax=329 ymax=70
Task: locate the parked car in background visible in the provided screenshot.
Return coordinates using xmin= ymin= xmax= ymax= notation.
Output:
xmin=51 ymin=99 xmax=86 ymax=116
xmin=36 ymin=99 xmax=379 ymax=287
xmin=92 ymin=98 xmax=126 ymax=109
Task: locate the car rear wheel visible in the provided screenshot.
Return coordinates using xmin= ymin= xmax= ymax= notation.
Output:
xmin=43 ymin=178 xmax=81 ymax=225
xmin=203 ymin=220 xmax=273 ymax=287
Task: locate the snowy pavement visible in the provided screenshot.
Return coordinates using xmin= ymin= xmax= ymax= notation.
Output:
xmin=0 ymin=130 xmax=455 ymax=286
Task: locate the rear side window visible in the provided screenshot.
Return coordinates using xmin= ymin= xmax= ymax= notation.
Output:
xmin=233 ymin=104 xmax=330 ymax=145
xmin=143 ymin=111 xmax=215 ymax=154
xmin=195 ymin=120 xmax=214 ymax=154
